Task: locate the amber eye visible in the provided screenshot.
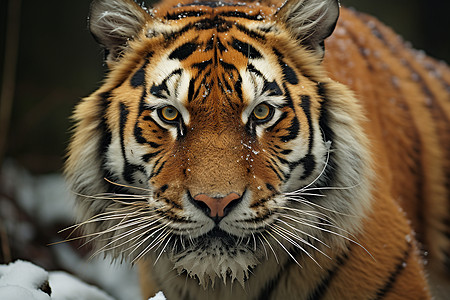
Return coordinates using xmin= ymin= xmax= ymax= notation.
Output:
xmin=159 ymin=105 xmax=179 ymax=123
xmin=252 ymin=103 xmax=273 ymax=122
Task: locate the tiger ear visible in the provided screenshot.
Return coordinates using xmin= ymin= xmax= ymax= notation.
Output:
xmin=89 ymin=0 xmax=152 ymax=66
xmin=276 ymin=0 xmax=340 ymax=58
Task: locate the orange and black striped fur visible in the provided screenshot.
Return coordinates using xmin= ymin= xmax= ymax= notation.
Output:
xmin=65 ymin=0 xmax=450 ymax=299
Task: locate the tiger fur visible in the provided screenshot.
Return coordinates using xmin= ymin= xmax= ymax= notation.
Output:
xmin=64 ymin=0 xmax=450 ymax=299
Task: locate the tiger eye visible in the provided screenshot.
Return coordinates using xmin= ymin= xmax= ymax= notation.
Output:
xmin=253 ymin=103 xmax=271 ymax=121
xmin=160 ymin=106 xmax=179 ymax=122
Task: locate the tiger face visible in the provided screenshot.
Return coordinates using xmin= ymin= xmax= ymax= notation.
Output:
xmin=66 ymin=0 xmax=372 ymax=287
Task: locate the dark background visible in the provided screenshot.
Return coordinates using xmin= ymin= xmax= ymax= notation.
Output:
xmin=1 ymin=0 xmax=449 ymax=174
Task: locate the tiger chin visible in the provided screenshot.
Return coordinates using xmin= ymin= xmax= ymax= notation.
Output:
xmin=65 ymin=0 xmax=450 ymax=299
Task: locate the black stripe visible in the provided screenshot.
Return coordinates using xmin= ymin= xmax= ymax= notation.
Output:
xmin=300 ymin=95 xmax=314 ymax=154
xmin=142 ymin=150 xmax=162 ymax=163
xmin=119 ymin=103 xmax=146 ymax=184
xmin=373 ymin=242 xmax=412 ymax=300
xmin=235 ymin=75 xmax=243 ymax=102
xmin=279 ymin=58 xmax=299 ymax=85
xmin=266 ymin=183 xmax=276 ymax=192
xmin=306 ymin=250 xmax=351 ymax=300
xmin=217 ymin=39 xmax=228 ymax=53
xmin=192 ymin=74 xmax=209 ymax=100
xmin=162 ymin=22 xmax=193 ymax=45
xmin=150 ymin=69 xmax=182 ymax=98
xmin=267 ymin=111 xmax=288 ymax=132
xmin=248 ymin=63 xmax=283 ymax=96
xmin=235 ymin=23 xmax=266 ymax=41
xmin=264 ymin=80 xmax=283 ymax=96
xmin=150 ymin=160 xmax=166 ymax=179
xmin=164 ymin=10 xmax=206 ymax=20
xmin=267 ymin=162 xmax=284 ymax=181
xmin=317 ymin=82 xmax=337 ymax=190
xmin=98 ymin=92 xmax=115 ymax=187
xmin=257 ymin=244 xmax=350 ymax=300
xmin=299 ymin=154 xmax=316 ymax=180
xmin=273 ymin=48 xmax=299 ymax=85
xmin=317 ymin=83 xmax=334 ymax=143
xmin=219 ymin=59 xmax=238 ymax=71
xmin=177 ymin=1 xmax=245 ymax=8
xmin=187 ymin=78 xmax=196 ymax=102
xmin=192 ymin=59 xmax=212 ymax=69
xmin=219 ymin=10 xmax=262 ymax=21
xmin=280 ymin=114 xmax=300 ymax=143
xmin=230 ymin=38 xmax=263 ymax=59
xmin=247 ymin=63 xmax=263 ymax=76
xmin=220 ymin=72 xmax=233 ymax=94
xmin=131 ymin=63 xmax=146 ymax=88
xmin=169 ymin=42 xmax=199 ymax=60
xmin=194 ymin=17 xmax=232 ymax=32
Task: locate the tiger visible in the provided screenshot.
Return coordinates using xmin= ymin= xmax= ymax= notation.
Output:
xmin=64 ymin=0 xmax=450 ymax=299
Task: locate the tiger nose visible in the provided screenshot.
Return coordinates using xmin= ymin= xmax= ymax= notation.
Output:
xmin=192 ymin=192 xmax=242 ymax=221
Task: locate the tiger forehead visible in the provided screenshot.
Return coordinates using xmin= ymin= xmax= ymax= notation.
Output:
xmin=153 ymin=1 xmax=277 ymax=21
xmin=146 ymin=5 xmax=284 ymax=107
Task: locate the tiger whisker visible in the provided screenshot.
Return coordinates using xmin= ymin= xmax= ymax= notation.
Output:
xmin=133 ymin=227 xmax=172 ymax=263
xmin=103 ymin=177 xmax=154 ymax=193
xmin=274 ymin=206 xmax=339 ymax=225
xmin=90 ymin=217 xmax=164 ymax=256
xmin=270 ymin=224 xmax=322 ymax=268
xmin=291 ymin=139 xmax=332 ymax=192
xmin=58 ymin=205 xmax=149 ymax=236
xmin=266 ymin=230 xmax=302 ymax=267
xmin=78 ymin=211 xmax=158 ymax=245
xmin=281 ymin=197 xmax=357 ymax=217
xmin=278 ymin=214 xmax=373 ymax=260
xmin=276 ymin=218 xmax=330 ymax=249
xmin=278 ymin=213 xmax=356 ymax=239
xmin=256 ymin=234 xmax=269 ymax=260
xmin=54 ymin=209 xmax=150 ymax=247
xmin=272 ymin=223 xmax=330 ymax=264
xmin=129 ymin=222 xmax=173 ymax=262
xmin=154 ymin=233 xmax=173 ymax=265
xmin=285 ymin=192 xmax=326 ymax=198
xmin=260 ymin=232 xmax=279 ymax=264
xmin=298 ymin=183 xmax=361 ymax=193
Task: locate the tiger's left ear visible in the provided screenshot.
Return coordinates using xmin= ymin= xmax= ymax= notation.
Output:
xmin=276 ymin=0 xmax=340 ymax=58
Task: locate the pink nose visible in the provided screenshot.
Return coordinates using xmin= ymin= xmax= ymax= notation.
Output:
xmin=193 ymin=192 xmax=241 ymax=218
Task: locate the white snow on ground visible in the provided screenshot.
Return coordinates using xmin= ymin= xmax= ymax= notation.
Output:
xmin=0 ymin=260 xmax=50 ymax=300
xmin=49 ymin=271 xmax=113 ymax=300
xmin=0 ymin=260 xmax=114 ymax=300
xmin=0 ymin=260 xmax=166 ymax=300
xmin=1 ymin=160 xmax=161 ymax=299
xmin=149 ymin=291 xmax=166 ymax=300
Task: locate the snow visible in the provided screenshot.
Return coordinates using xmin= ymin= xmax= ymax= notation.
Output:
xmin=0 ymin=161 xmax=150 ymax=299
xmin=49 ymin=272 xmax=113 ymax=300
xmin=0 ymin=260 xmax=50 ymax=300
xmin=0 ymin=260 xmax=167 ymax=300
xmin=149 ymin=291 xmax=166 ymax=300
xmin=0 ymin=260 xmax=115 ymax=300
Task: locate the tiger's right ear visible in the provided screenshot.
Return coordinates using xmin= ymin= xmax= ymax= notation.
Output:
xmin=89 ymin=0 xmax=152 ymax=66
xmin=276 ymin=0 xmax=340 ymax=59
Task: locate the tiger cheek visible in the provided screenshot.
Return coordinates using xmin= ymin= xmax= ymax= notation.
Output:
xmin=150 ymin=153 xmax=187 ymax=206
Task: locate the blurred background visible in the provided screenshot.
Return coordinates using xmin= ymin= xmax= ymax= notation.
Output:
xmin=0 ymin=0 xmax=449 ymax=297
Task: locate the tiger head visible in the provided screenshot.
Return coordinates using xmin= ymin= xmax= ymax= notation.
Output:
xmin=66 ymin=0 xmax=372 ymax=287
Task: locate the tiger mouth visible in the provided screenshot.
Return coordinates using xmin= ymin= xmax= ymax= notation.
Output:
xmin=168 ymin=225 xmax=259 ymax=256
